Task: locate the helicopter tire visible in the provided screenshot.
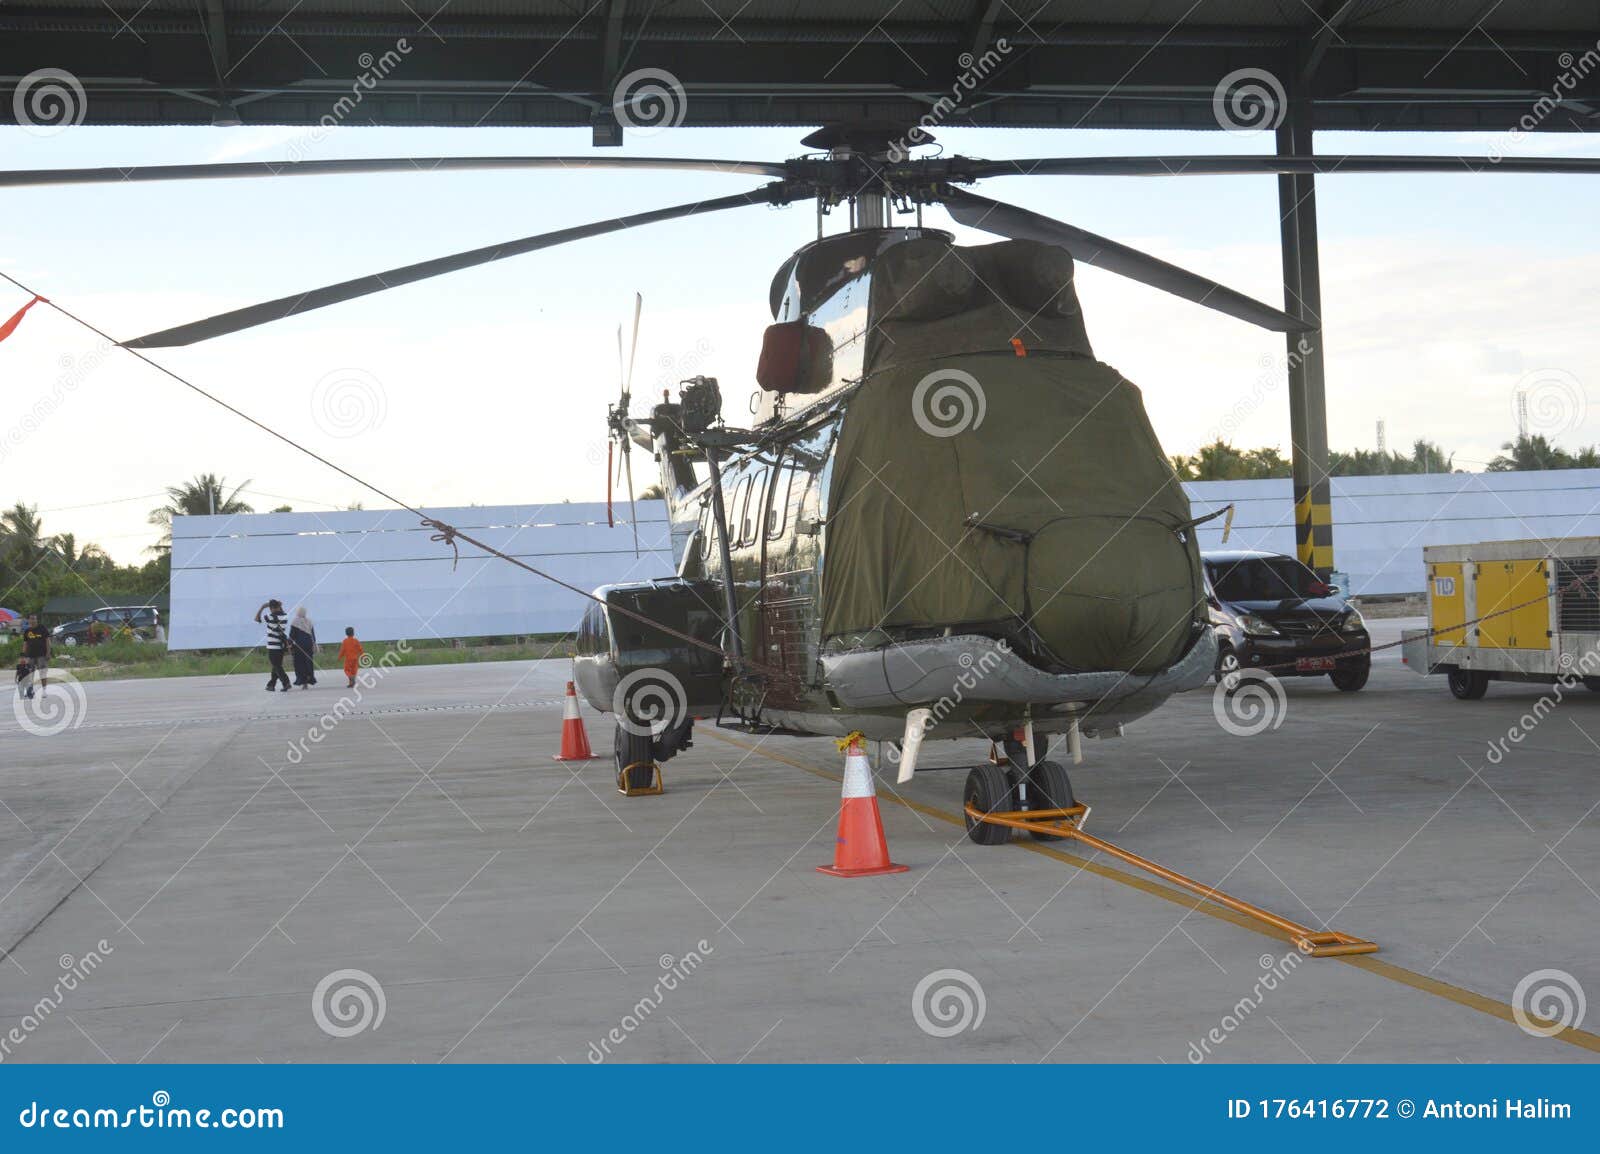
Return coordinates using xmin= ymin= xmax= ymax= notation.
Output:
xmin=613 ymin=723 xmax=657 ymax=793
xmin=1025 ymin=760 xmax=1076 ymax=842
xmin=963 ymin=764 xmax=1018 ymax=847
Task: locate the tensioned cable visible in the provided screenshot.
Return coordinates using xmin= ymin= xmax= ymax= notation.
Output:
xmin=0 ymin=272 xmax=792 ymax=682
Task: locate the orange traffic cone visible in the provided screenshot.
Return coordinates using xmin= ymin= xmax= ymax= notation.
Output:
xmin=553 ymin=681 xmax=599 ymax=761
xmin=817 ymin=733 xmax=908 ymax=878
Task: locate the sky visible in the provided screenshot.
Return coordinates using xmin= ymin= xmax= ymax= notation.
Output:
xmin=1 ymin=120 xmax=1597 ymax=563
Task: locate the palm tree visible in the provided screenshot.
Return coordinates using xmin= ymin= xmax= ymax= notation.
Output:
xmin=2 ymin=502 xmax=48 ymax=571
xmin=148 ymin=474 xmax=253 ymax=553
xmin=1488 ymin=434 xmax=1568 ymax=472
xmin=50 ymin=532 xmax=113 ymax=571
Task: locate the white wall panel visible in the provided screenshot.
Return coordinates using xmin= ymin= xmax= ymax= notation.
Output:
xmin=1184 ymin=470 xmax=1600 ymax=596
xmin=170 ymin=501 xmax=674 ymax=649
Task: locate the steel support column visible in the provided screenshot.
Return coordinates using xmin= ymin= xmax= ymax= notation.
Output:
xmin=1276 ymin=96 xmax=1334 ymax=577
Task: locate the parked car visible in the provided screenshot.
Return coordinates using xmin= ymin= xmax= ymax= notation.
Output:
xmin=51 ymin=606 xmax=161 ymax=646
xmin=1203 ymin=550 xmax=1370 ymax=691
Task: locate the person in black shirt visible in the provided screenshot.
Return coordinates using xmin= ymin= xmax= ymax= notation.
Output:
xmin=20 ymin=614 xmax=49 ymax=699
xmin=254 ymin=599 xmax=291 ymax=691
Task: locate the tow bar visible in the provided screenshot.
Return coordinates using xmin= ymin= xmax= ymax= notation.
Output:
xmin=962 ymin=801 xmax=1379 ymax=958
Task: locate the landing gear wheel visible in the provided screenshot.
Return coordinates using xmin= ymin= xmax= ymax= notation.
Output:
xmin=1002 ymin=734 xmax=1053 ymax=769
xmin=1215 ymin=646 xmax=1240 ymax=690
xmin=1025 ymin=760 xmax=1076 ymax=841
xmin=963 ymin=764 xmax=1018 ymax=846
xmin=613 ymin=723 xmax=657 ymax=793
xmin=1447 ymin=669 xmax=1490 ymax=700
xmin=1329 ymin=661 xmax=1370 ymax=692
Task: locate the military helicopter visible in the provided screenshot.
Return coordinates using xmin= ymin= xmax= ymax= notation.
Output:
xmin=15 ymin=125 xmax=1595 ymax=842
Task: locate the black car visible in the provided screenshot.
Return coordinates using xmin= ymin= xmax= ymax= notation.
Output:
xmin=51 ymin=605 xmax=162 ymax=646
xmin=1203 ymin=550 xmax=1371 ymax=692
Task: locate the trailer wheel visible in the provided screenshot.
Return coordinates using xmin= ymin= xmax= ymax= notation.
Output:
xmin=1447 ymin=669 xmax=1490 ymax=700
xmin=963 ymin=765 xmax=1018 ymax=847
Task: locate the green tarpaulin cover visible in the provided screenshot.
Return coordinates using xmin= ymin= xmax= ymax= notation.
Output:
xmin=822 ymin=238 xmax=1202 ymax=674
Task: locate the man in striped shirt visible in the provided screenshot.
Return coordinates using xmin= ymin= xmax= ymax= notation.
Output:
xmin=254 ymin=599 xmax=292 ymax=691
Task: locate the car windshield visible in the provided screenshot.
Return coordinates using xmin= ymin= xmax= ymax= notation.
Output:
xmin=1208 ymin=557 xmax=1326 ymax=602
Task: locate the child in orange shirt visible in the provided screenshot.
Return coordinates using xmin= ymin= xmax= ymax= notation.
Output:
xmin=338 ymin=626 xmax=365 ymax=688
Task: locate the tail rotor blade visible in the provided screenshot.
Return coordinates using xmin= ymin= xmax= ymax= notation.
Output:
xmin=626 ymin=292 xmax=642 ymax=397
xmin=623 ymin=448 xmax=640 ymax=560
xmin=606 ymin=440 xmax=615 ymax=529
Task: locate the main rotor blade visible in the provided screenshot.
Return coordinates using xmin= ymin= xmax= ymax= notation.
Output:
xmin=126 ymin=185 xmax=796 ymax=348
xmin=0 ymin=156 xmax=789 ymax=188
xmin=968 ymin=155 xmax=1600 ymax=179
xmin=940 ymin=187 xmax=1313 ymax=334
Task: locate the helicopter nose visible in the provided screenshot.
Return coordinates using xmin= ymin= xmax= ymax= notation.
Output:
xmin=1025 ymin=519 xmax=1199 ymax=675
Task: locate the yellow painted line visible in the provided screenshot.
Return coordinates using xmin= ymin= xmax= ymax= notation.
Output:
xmin=706 ymin=729 xmax=1600 ymax=1054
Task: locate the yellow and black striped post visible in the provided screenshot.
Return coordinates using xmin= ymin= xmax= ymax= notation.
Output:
xmin=1277 ymin=95 xmax=1335 ymax=579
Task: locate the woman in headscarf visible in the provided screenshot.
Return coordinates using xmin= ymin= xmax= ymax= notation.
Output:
xmin=288 ymin=605 xmax=318 ymax=688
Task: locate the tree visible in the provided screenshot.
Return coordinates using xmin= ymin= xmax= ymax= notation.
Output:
xmin=148 ymin=474 xmax=254 ymax=554
xmin=2 ymin=502 xmax=48 ymax=572
xmin=1488 ymin=434 xmax=1570 ymax=472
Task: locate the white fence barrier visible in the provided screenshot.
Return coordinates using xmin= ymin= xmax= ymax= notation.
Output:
xmin=1185 ymin=470 xmax=1600 ymax=596
xmin=169 ymin=502 xmax=673 ymax=650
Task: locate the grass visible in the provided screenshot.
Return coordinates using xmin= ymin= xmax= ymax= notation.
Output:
xmin=1 ymin=634 xmax=575 ymax=683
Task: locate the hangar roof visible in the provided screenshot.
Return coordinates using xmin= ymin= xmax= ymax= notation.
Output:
xmin=3 ymin=0 xmax=1598 ymax=133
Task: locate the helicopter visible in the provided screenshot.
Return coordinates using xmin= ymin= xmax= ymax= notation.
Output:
xmin=15 ymin=125 xmax=1598 ymax=843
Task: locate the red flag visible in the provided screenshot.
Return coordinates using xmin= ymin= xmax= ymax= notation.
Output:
xmin=0 ymin=295 xmax=45 ymax=344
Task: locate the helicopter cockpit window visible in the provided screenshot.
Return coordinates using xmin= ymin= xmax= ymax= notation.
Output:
xmin=728 ymin=474 xmax=751 ymax=549
xmin=767 ymin=464 xmax=795 ymax=539
xmin=741 ymin=467 xmax=768 ymax=546
xmin=697 ymin=499 xmax=713 ymax=560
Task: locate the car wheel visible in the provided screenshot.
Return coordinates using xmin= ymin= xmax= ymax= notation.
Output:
xmin=1447 ymin=669 xmax=1489 ymax=700
xmin=1329 ymin=662 xmax=1369 ymax=692
xmin=1215 ymin=646 xmax=1241 ymax=691
xmin=62 ymin=636 xmax=76 ymax=648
